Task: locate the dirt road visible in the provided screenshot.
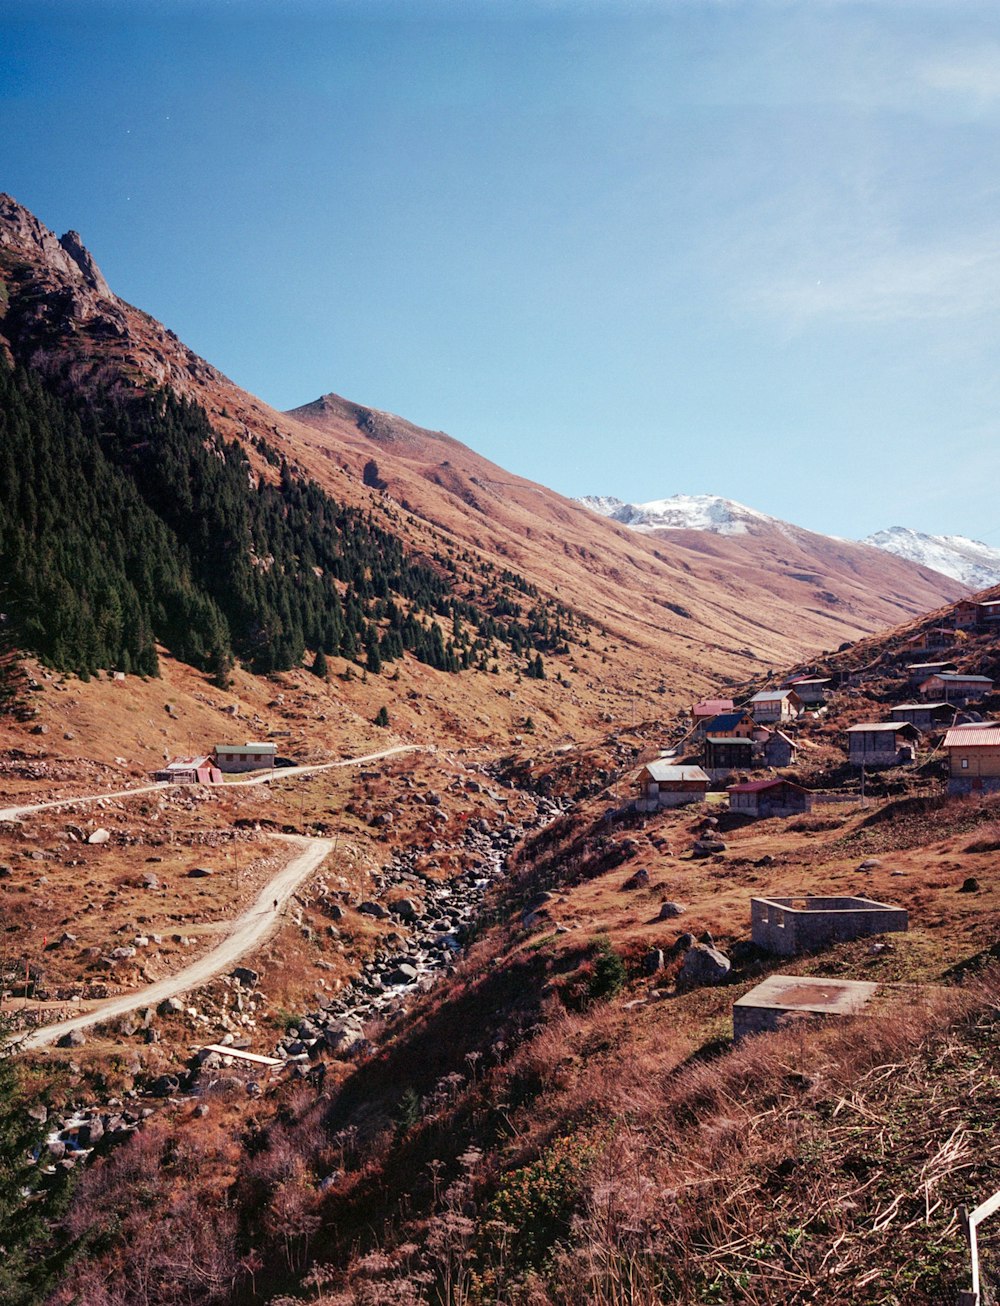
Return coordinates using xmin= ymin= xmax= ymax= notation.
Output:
xmin=0 ymin=744 xmax=424 ymax=822
xmin=21 ymin=833 xmax=333 ymax=1051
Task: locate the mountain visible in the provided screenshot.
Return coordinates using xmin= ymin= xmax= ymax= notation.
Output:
xmin=0 ymin=192 xmax=968 ymax=731
xmin=863 ymin=526 xmax=1000 ymax=591
xmin=579 ymin=492 xmax=775 ymax=535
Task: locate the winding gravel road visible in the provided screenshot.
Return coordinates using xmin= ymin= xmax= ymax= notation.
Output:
xmin=9 ymin=743 xmax=425 ymax=1050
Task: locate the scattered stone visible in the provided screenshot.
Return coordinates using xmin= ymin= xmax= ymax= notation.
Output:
xmin=677 ymin=943 xmax=731 ymax=989
xmin=193 ymin=1104 xmax=210 ymax=1119
xmin=622 ymin=868 xmax=650 ymax=891
xmin=87 ymin=828 xmax=110 ymax=845
xmin=231 ymin=966 xmax=259 ymax=988
xmin=187 ymin=867 xmax=214 ymax=878
xmin=642 ymin=948 xmax=665 ymax=976
xmin=857 ymin=858 xmax=882 ymax=871
xmin=386 ymin=963 xmax=419 ymax=985
xmin=149 ymin=1074 xmax=180 ymax=1098
xmin=959 ymin=876 xmax=981 ymax=894
xmin=157 ymin=996 xmax=185 ymax=1017
xmin=358 ymin=901 xmax=390 ymax=919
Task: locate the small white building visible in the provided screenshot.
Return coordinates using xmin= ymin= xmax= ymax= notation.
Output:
xmin=213 ymin=741 xmax=277 ymax=773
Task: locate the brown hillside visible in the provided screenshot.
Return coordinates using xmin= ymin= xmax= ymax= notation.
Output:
xmin=0 ymin=191 xmax=964 ymax=720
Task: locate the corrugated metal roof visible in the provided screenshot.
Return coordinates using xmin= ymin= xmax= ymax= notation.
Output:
xmin=944 ymin=725 xmax=1000 ymax=748
xmin=643 ymin=763 xmax=710 ymax=783
xmin=705 ymin=735 xmax=752 ymax=746
xmin=845 ymin=722 xmax=914 ymax=733
xmin=749 ymin=690 xmax=797 ymax=703
xmin=727 ymin=779 xmax=808 ymax=794
xmin=215 ymin=741 xmax=277 ymax=754
xmin=929 ymin=673 xmax=993 ymax=683
xmin=693 ymin=698 xmax=734 ymax=714
xmin=890 ymin=702 xmax=952 ymax=712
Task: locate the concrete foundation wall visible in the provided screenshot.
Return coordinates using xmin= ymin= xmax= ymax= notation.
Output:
xmin=949 ymin=776 xmax=1000 ymax=797
xmin=751 ymin=895 xmax=908 ymax=957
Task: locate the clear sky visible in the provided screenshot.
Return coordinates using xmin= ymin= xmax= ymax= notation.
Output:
xmin=4 ymin=0 xmax=1000 ymax=540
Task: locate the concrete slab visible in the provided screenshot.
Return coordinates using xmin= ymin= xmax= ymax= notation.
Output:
xmin=733 ymin=974 xmax=878 ymax=1042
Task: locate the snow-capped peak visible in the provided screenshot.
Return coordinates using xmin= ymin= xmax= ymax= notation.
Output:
xmin=577 ymin=493 xmax=775 ymax=536
xmin=863 ymin=526 xmax=1000 ymax=590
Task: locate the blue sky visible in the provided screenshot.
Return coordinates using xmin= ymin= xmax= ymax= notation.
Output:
xmin=4 ymin=1 xmax=1000 ymax=540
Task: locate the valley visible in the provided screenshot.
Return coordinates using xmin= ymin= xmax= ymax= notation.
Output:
xmin=2 ymin=194 xmax=999 ymax=1306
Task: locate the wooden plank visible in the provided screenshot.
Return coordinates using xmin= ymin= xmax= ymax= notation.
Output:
xmin=969 ymin=1188 xmax=1000 ymax=1229
xmin=201 ymin=1043 xmax=282 ymax=1067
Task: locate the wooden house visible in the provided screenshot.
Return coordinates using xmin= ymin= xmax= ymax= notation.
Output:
xmin=764 ymin=729 xmax=798 ymax=767
xmin=747 ymin=689 xmax=803 ymax=723
xmin=845 ymin=722 xmax=920 ymax=768
xmin=703 ymin=711 xmax=756 ymax=739
xmin=727 ymin=779 xmax=812 ymax=819
xmin=691 ymin=698 xmax=735 ymax=735
xmin=906 ymin=660 xmax=957 ymax=685
xmin=782 ymin=677 xmax=831 ymax=705
xmin=917 ymin=672 xmax=994 ymax=705
xmin=153 ymin=756 xmax=223 ymax=785
xmin=213 ymin=741 xmax=277 ymax=773
xmin=704 ymin=736 xmax=753 ymax=774
xmin=944 ymin=723 xmax=1000 ymax=795
xmin=954 ymin=600 xmax=1000 ymax=629
xmin=888 ymin=702 xmax=956 ymax=730
xmin=636 ymin=762 xmax=710 ymax=810
xmin=899 ymin=628 xmax=955 ymax=656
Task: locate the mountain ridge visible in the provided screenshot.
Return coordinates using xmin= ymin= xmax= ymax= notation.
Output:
xmin=0 ymin=193 xmax=967 ymax=712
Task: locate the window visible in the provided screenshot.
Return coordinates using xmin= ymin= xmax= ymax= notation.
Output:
xmin=961 ymin=758 xmax=969 ymax=769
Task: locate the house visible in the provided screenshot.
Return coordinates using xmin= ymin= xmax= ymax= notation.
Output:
xmin=153 ymin=755 xmax=223 ymax=785
xmin=888 ymin=701 xmax=956 ymax=730
xmin=727 ymin=778 xmax=812 ymax=819
xmin=954 ymin=599 xmax=1000 ymax=629
xmin=747 ymin=689 xmax=803 ymax=723
xmin=213 ymin=741 xmax=278 ymax=773
xmin=846 ymin=722 xmax=920 ymax=768
xmin=703 ymin=711 xmax=756 ymax=738
xmin=764 ymin=730 xmax=798 ymax=767
xmin=944 ymin=722 xmax=1000 ymax=796
xmin=704 ymin=736 xmax=754 ymax=775
xmin=781 ymin=677 xmax=831 ymax=705
xmin=918 ymin=672 xmax=994 ymax=705
xmin=899 ymin=627 xmax=955 ymax=656
xmin=906 ymin=660 xmax=957 ymax=685
xmin=636 ymin=762 xmax=710 ymax=810
xmin=691 ymin=698 xmax=735 ymax=734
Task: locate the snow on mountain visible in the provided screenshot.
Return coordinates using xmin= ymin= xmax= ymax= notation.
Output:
xmin=577 ymin=493 xmax=775 ymax=536
xmin=863 ymin=527 xmax=1000 ymax=591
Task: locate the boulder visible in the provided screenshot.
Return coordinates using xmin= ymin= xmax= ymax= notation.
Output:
xmin=57 ymin=1028 xmax=86 ymax=1048
xmin=187 ymin=866 xmax=214 ymax=878
xmin=642 ymin=948 xmax=665 ymax=976
xmin=677 ymin=944 xmax=731 ymax=989
xmin=622 ymin=868 xmax=650 ymax=891
xmin=358 ymin=901 xmax=390 ymax=919
xmin=157 ymin=996 xmax=185 ymax=1017
xmin=959 ymin=876 xmax=981 ymax=894
xmin=231 ymin=966 xmax=259 ymax=988
xmin=149 ymin=1074 xmax=181 ymax=1098
xmin=386 ymin=963 xmax=419 ymax=985
xmin=87 ymin=828 xmax=110 ymax=845
xmin=323 ymin=1022 xmax=364 ymax=1055
xmin=658 ymin=901 xmax=685 ymax=920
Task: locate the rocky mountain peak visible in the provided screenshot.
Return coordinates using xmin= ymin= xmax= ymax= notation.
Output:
xmin=0 ymin=193 xmax=114 ymax=302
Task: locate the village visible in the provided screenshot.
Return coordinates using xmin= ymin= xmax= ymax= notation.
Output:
xmin=620 ymin=595 xmax=1000 ymax=1045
